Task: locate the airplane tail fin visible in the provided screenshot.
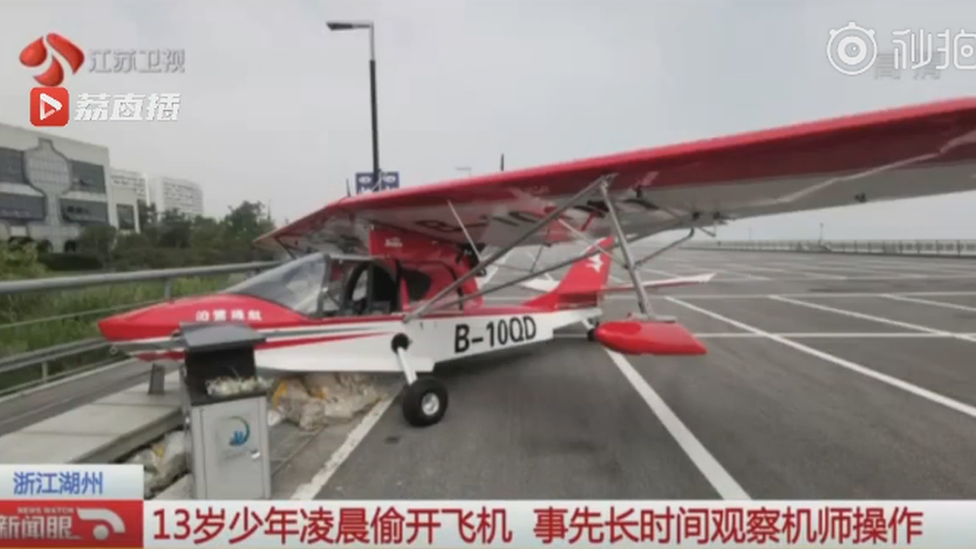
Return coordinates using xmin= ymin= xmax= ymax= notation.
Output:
xmin=521 ymin=237 xmax=717 ymax=309
xmin=523 ymin=237 xmax=614 ymax=309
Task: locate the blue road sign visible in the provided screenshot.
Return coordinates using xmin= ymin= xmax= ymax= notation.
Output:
xmin=355 ymin=172 xmax=400 ymax=194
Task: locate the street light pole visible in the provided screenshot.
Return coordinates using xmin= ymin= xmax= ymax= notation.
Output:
xmin=367 ymin=26 xmax=380 ymax=191
xmin=327 ymin=20 xmax=380 ymax=191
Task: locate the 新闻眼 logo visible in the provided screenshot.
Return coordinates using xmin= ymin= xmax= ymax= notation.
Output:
xmin=19 ymin=33 xmax=85 ymax=87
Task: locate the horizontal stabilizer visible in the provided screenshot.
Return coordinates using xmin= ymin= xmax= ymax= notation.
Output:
xmin=601 ymin=272 xmax=717 ymax=293
xmin=519 ymin=278 xmax=559 ymax=293
xmin=518 ymin=272 xmax=716 ymax=296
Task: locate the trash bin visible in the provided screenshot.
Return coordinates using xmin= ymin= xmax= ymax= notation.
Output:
xmin=177 ymin=322 xmax=272 ymax=500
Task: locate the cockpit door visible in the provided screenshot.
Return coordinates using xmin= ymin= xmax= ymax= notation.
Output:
xmin=336 ymin=258 xmax=401 ymax=316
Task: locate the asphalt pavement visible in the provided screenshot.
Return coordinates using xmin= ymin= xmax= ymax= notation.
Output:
xmin=0 ymin=359 xmax=155 ymax=435
xmin=316 ymin=246 xmax=976 ymax=500
xmin=6 ymin=245 xmax=976 ymax=499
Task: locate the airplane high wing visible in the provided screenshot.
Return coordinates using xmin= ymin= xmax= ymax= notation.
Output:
xmin=100 ymin=98 xmax=976 ymax=429
xmin=256 ymin=98 xmax=976 ymax=255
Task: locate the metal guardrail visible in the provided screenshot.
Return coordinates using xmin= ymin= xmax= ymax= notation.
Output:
xmin=0 ymin=260 xmax=280 ymax=296
xmin=0 ymin=259 xmax=282 ymax=395
xmin=686 ymin=239 xmax=976 ymax=257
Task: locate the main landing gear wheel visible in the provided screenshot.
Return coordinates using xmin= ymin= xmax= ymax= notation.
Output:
xmin=402 ymin=377 xmax=448 ymax=427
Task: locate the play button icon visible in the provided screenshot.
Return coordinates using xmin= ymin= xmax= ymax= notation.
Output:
xmin=39 ymin=93 xmax=62 ymax=120
xmin=30 ymin=87 xmax=69 ymax=127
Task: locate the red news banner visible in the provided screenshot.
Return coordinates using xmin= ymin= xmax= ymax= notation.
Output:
xmin=0 ymin=464 xmax=964 ymax=547
xmin=147 ymin=500 xmax=938 ymax=548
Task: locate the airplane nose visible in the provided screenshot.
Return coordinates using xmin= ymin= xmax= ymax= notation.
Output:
xmin=97 ymin=313 xmax=130 ymax=341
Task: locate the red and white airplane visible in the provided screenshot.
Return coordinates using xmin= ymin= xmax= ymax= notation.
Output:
xmin=99 ymin=98 xmax=976 ymax=427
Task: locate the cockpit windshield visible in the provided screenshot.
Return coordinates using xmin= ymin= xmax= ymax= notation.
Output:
xmin=224 ymin=253 xmax=402 ymax=317
xmin=224 ymin=253 xmax=330 ymax=316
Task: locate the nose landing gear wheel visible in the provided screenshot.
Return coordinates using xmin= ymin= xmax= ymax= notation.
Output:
xmin=402 ymin=377 xmax=448 ymax=427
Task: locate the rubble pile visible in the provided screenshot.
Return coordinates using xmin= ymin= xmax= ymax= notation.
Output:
xmin=125 ymin=431 xmax=188 ymax=498
xmin=272 ymin=373 xmax=387 ymax=430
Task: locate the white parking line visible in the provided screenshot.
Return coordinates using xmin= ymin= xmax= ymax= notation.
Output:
xmin=290 ymin=396 xmax=394 ymax=500
xmin=724 ymin=263 xmax=844 ymax=280
xmin=764 ymin=261 xmax=910 ymax=278
xmin=694 ymin=332 xmax=976 ymax=339
xmin=882 ymin=294 xmax=976 ymax=313
xmin=808 ymin=261 xmax=960 ymax=276
xmin=582 ymin=319 xmax=751 ymax=500
xmin=557 ymin=331 xmax=976 ymax=339
xmin=666 ymin=297 xmax=976 ymax=422
xmin=640 ymin=267 xmax=682 ymax=278
xmin=641 ymin=290 xmax=976 ymax=300
xmin=570 ymin=262 xmax=749 ymax=499
xmin=812 ymin=257 xmax=976 ymax=274
xmin=602 ymin=274 xmax=976 ymax=289
xmin=769 ymin=295 xmax=976 ymax=343
xmin=709 ymin=269 xmax=772 ymax=281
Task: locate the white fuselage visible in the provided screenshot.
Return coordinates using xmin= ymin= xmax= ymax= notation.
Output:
xmin=255 ymin=307 xmax=601 ymax=375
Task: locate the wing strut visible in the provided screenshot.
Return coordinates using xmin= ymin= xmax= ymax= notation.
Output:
xmin=403 ymin=173 xmax=617 ymax=322
xmin=417 ymin=226 xmax=656 ymax=314
xmin=558 ymin=219 xmax=629 ymax=269
xmin=428 ymin=212 xmax=699 ymax=315
xmin=599 ymin=180 xmax=657 ymax=319
xmin=529 ymin=244 xmax=545 ymax=272
xmin=447 ymin=199 xmax=482 ymax=262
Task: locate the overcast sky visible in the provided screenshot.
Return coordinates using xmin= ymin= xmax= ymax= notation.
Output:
xmin=1 ymin=0 xmax=975 ymax=240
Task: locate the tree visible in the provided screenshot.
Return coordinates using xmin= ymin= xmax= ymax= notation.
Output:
xmin=220 ymin=201 xmax=276 ymax=262
xmin=223 ymin=201 xmax=275 ymax=243
xmin=78 ymin=225 xmax=117 ymax=262
xmin=23 ymin=200 xmax=280 ymax=272
xmin=0 ymin=243 xmax=45 ymax=281
xmin=156 ymin=209 xmax=192 ymax=249
xmin=0 ymin=243 xmax=47 ymax=322
xmin=137 ymin=201 xmax=159 ymax=244
xmin=189 ymin=216 xmax=226 ymax=249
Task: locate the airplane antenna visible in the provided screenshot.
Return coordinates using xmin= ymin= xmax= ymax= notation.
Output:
xmin=345 ymin=178 xmax=352 ymax=197
xmin=500 ymin=154 xmax=505 ymax=172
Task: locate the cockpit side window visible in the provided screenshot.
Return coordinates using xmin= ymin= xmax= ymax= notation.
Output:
xmin=338 ymin=260 xmax=400 ymax=316
xmin=401 ymin=269 xmax=432 ymax=302
xmin=400 ymin=261 xmax=462 ymax=310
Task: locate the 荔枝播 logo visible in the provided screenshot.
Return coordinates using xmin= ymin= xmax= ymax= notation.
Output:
xmin=20 ymin=33 xmax=85 ymax=87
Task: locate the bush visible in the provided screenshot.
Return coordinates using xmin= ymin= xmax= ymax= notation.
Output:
xmin=38 ymin=252 xmax=104 ymax=272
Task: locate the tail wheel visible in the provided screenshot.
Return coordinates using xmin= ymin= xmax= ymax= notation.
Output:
xmin=587 ymin=320 xmax=600 ymax=341
xmin=402 ymin=377 xmax=449 ymax=427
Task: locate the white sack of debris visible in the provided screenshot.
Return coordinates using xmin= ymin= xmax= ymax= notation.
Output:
xmin=271 ymin=373 xmax=386 ymax=430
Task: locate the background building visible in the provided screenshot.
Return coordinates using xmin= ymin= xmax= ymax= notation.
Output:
xmin=149 ymin=176 xmax=204 ymax=218
xmin=109 ymin=168 xmax=151 ymax=205
xmin=0 ymin=122 xmax=139 ymax=252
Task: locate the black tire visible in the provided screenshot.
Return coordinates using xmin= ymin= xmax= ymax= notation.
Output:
xmin=587 ymin=320 xmax=600 ymax=341
xmin=401 ymin=377 xmax=448 ymax=427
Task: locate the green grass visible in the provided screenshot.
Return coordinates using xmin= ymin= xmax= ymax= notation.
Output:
xmin=0 ymin=276 xmax=231 ymax=392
